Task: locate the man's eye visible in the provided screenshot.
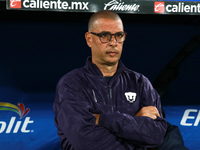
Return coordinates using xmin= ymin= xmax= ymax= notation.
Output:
xmin=116 ymin=32 xmax=124 ymax=38
xmin=100 ymin=33 xmax=110 ymax=38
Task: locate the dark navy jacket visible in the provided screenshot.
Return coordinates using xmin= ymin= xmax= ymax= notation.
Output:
xmin=53 ymin=57 xmax=167 ymax=150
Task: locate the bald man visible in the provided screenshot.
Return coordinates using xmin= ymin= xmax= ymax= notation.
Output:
xmin=53 ymin=10 xmax=167 ymax=150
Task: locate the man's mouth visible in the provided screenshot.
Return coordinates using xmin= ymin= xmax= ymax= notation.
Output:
xmin=106 ymin=51 xmax=118 ymax=56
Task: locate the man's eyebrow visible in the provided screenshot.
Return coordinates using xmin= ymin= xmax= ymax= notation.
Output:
xmin=99 ymin=31 xmax=123 ymax=33
xmin=99 ymin=31 xmax=111 ymax=33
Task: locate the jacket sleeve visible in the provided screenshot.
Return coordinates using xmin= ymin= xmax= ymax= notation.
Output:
xmin=155 ymin=122 xmax=189 ymax=150
xmin=98 ymin=76 xmax=167 ymax=148
xmin=53 ymin=77 xmax=129 ymax=150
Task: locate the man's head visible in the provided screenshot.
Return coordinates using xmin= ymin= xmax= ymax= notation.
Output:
xmin=85 ymin=10 xmax=125 ymax=67
xmin=88 ymin=10 xmax=123 ymax=32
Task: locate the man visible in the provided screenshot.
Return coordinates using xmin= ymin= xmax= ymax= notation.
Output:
xmin=53 ymin=10 xmax=167 ymax=150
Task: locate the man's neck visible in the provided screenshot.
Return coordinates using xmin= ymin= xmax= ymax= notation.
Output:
xmin=95 ymin=62 xmax=118 ymax=77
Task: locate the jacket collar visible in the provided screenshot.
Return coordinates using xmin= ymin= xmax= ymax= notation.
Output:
xmin=82 ymin=57 xmax=127 ymax=77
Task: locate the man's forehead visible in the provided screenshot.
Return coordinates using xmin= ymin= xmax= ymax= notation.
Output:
xmin=94 ymin=18 xmax=122 ymax=24
xmin=93 ymin=18 xmax=123 ymax=32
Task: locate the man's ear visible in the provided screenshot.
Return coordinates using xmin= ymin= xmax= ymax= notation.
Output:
xmin=85 ymin=32 xmax=92 ymax=47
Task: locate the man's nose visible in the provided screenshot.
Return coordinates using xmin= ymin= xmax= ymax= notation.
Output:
xmin=109 ymin=35 xmax=117 ymax=44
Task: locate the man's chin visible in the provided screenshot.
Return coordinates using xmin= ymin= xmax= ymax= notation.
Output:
xmin=104 ymin=58 xmax=119 ymax=66
xmin=105 ymin=62 xmax=117 ymax=66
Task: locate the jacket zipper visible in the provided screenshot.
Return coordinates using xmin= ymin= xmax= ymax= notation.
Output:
xmin=92 ymin=90 xmax=97 ymax=102
xmin=108 ymin=85 xmax=114 ymax=113
xmin=107 ymin=72 xmax=122 ymax=113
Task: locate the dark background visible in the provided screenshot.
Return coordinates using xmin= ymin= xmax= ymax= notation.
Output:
xmin=1 ymin=2 xmax=200 ymax=106
xmin=0 ymin=2 xmax=200 ymax=150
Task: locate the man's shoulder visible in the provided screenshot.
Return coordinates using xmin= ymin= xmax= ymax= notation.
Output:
xmin=124 ymin=68 xmax=148 ymax=80
xmin=57 ymin=68 xmax=84 ymax=84
xmin=123 ymin=68 xmax=153 ymax=88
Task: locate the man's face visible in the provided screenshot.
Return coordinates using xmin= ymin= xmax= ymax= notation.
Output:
xmin=86 ymin=18 xmax=124 ymax=66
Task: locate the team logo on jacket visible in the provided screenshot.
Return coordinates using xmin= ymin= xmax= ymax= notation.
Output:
xmin=125 ymin=92 xmax=137 ymax=103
